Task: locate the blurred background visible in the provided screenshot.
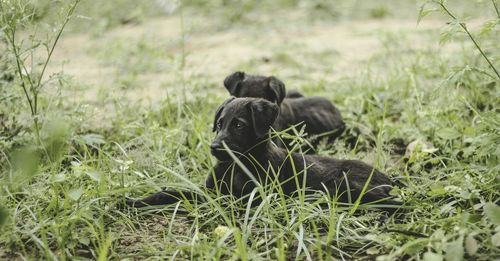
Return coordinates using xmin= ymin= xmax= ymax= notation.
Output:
xmin=4 ymin=0 xmax=496 ymax=124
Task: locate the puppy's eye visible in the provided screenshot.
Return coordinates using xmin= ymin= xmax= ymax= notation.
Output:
xmin=235 ymin=122 xmax=244 ymax=129
xmin=216 ymin=121 xmax=222 ymax=131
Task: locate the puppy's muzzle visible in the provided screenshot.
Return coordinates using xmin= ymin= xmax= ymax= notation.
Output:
xmin=210 ymin=142 xmax=223 ymax=155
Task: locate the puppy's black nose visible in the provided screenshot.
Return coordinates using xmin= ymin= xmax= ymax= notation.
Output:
xmin=210 ymin=142 xmax=222 ymax=151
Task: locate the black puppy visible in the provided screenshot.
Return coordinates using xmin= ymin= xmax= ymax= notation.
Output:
xmin=223 ymin=72 xmax=345 ymax=149
xmin=126 ymin=98 xmax=399 ymax=209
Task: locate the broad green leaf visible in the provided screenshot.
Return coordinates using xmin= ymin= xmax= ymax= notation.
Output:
xmin=41 ymin=117 xmax=71 ymax=163
xmin=85 ymin=170 xmax=102 ymax=182
xmin=52 ymin=173 xmax=67 ymax=183
xmin=81 ymin=133 xmax=106 ymax=146
xmin=10 ymin=147 xmax=40 ymax=187
xmin=437 ymin=128 xmax=461 ymax=140
xmin=492 ymin=231 xmax=500 ymax=247
xmin=423 ymin=252 xmax=443 ymax=261
xmin=0 ymin=206 xmax=8 ymax=228
xmin=403 ymin=239 xmax=427 ymax=255
xmin=366 ymin=246 xmax=379 ymax=255
xmin=428 ymin=183 xmax=446 ymax=196
xmin=79 ymin=236 xmax=90 ymax=246
xmin=463 ymin=126 xmax=476 ymax=136
xmin=465 ymin=234 xmax=478 ymax=256
xmin=445 ymin=236 xmax=464 ymax=261
xmin=68 ymin=188 xmax=84 ymax=201
xmin=70 ymin=161 xmax=81 ymax=167
xmin=484 ymin=203 xmax=500 ymax=225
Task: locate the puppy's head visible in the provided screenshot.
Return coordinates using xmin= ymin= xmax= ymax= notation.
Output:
xmin=223 ymin=72 xmax=286 ymax=105
xmin=210 ymin=97 xmax=279 ymax=161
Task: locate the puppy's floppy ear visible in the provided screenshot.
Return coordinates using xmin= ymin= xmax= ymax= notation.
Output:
xmin=223 ymin=71 xmax=245 ymax=96
xmin=250 ymin=99 xmax=280 ymax=138
xmin=213 ymin=97 xmax=235 ymax=132
xmin=268 ymin=76 xmax=286 ymax=105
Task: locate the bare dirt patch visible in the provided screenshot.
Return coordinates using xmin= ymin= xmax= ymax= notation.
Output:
xmin=47 ymin=16 xmax=446 ymax=110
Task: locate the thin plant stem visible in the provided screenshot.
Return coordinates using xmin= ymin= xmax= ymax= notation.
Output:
xmin=439 ymin=2 xmax=500 ymax=80
xmin=9 ymin=31 xmax=35 ymax=116
xmin=179 ymin=0 xmax=187 ymax=102
xmin=34 ymin=0 xmax=80 ymax=114
xmin=7 ymin=28 xmax=43 ymax=141
xmin=0 ymin=0 xmax=81 ymax=144
xmin=492 ymin=0 xmax=500 ymax=18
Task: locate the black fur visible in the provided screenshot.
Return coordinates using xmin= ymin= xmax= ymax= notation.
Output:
xmin=223 ymin=71 xmax=345 ymax=149
xmin=124 ymin=189 xmax=201 ymax=208
xmin=126 ymin=98 xmax=400 ymax=211
xmin=286 ymin=90 xmax=305 ymax=99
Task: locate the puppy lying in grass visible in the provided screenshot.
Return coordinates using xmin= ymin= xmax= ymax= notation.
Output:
xmin=125 ymin=97 xmax=400 ymax=211
xmin=223 ymin=72 xmax=345 ymax=150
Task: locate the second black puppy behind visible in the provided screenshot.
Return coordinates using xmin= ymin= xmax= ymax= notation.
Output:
xmin=126 ymin=97 xmax=400 ymax=211
xmin=224 ymin=71 xmax=345 ymax=150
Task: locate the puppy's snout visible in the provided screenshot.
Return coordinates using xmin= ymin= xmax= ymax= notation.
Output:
xmin=210 ymin=142 xmax=222 ymax=152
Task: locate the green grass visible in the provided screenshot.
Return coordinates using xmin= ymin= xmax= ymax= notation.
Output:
xmin=1 ymin=0 xmax=500 ymax=260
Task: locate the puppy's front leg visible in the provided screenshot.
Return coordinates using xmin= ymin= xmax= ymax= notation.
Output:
xmin=125 ymin=189 xmax=203 ymax=208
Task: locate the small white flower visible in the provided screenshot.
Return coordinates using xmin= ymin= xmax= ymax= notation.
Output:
xmin=213 ymin=225 xmax=230 ymax=238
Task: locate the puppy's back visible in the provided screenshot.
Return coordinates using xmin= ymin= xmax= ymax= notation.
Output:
xmin=299 ymin=153 xmax=394 ymax=203
xmin=285 ymin=96 xmax=345 ymax=138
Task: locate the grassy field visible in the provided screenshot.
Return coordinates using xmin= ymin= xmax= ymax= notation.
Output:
xmin=1 ymin=0 xmax=499 ymax=260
